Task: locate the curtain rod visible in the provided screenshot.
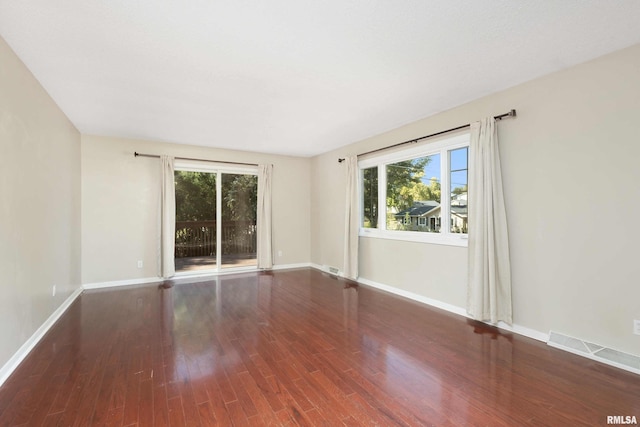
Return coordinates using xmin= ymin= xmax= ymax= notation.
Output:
xmin=134 ymin=152 xmax=258 ymax=167
xmin=338 ymin=109 xmax=516 ymax=163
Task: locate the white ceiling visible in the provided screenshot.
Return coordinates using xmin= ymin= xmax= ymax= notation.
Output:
xmin=1 ymin=1 xmax=640 ymax=157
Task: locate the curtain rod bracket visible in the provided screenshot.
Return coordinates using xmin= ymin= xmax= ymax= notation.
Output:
xmin=497 ymin=109 xmax=517 ymax=120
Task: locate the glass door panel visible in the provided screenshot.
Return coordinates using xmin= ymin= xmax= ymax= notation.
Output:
xmin=174 ymin=171 xmax=217 ymax=272
xmin=221 ymin=173 xmax=258 ymax=269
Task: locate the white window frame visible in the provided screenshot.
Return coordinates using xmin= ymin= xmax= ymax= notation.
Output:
xmin=358 ymin=133 xmax=469 ymax=247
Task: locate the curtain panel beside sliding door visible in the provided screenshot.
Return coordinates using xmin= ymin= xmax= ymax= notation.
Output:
xmin=160 ymin=155 xmax=176 ymax=279
xmin=343 ymin=155 xmax=359 ymax=280
xmin=257 ymin=164 xmax=273 ymax=269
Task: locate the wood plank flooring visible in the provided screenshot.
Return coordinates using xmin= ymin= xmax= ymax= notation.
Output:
xmin=1 ymin=268 xmax=639 ymax=426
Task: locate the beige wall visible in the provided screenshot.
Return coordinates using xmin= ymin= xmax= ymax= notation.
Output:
xmin=81 ymin=135 xmax=311 ymax=284
xmin=0 ymin=37 xmax=81 ymax=369
xmin=311 ymin=43 xmax=640 ymax=356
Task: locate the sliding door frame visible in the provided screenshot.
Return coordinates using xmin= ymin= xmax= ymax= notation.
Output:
xmin=174 ymin=159 xmax=258 ymax=276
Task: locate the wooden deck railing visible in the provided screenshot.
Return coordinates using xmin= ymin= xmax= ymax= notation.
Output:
xmin=175 ymin=220 xmax=257 ymax=257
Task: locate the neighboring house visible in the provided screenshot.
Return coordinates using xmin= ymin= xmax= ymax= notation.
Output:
xmin=450 ymin=193 xmax=468 ymax=233
xmin=394 ymin=195 xmax=468 ymax=233
xmin=394 ymin=200 xmax=441 ymax=231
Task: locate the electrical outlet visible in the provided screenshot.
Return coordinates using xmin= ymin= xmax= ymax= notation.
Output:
xmin=137 ymin=260 xmax=143 ymax=268
xmin=52 ymin=285 xmax=56 ymax=297
xmin=277 ymin=250 xmax=282 ymax=257
xmin=634 ymin=320 xmax=640 ymax=336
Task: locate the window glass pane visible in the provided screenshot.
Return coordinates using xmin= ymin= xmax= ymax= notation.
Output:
xmin=174 ymin=171 xmax=217 ymax=272
xmin=221 ymin=174 xmax=257 ymax=269
xmin=386 ymin=154 xmax=441 ymax=233
xmin=362 ymin=167 xmax=378 ymax=228
xmin=450 ymin=147 xmax=468 ymax=233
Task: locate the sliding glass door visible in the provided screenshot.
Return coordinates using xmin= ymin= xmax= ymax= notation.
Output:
xmin=174 ymin=166 xmax=257 ymax=273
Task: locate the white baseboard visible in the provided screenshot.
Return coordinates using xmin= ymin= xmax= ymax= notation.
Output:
xmin=272 ymin=262 xmax=312 ymax=271
xmin=357 ymin=276 xmax=468 ymax=318
xmin=82 ymin=276 xmax=163 ymax=290
xmin=0 ymin=286 xmax=83 ymax=387
xmin=494 ymin=321 xmax=549 ymax=342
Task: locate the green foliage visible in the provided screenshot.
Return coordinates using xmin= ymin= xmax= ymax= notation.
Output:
xmin=175 ymin=171 xmax=217 ymax=221
xmin=174 ymin=171 xmax=257 ymax=222
xmin=222 ymin=174 xmax=257 ymax=222
xmin=362 ymin=167 xmax=378 ymax=227
xmin=452 ymin=184 xmax=467 ymax=196
xmin=399 ymin=176 xmax=441 ymax=210
xmin=385 ymin=157 xmax=432 ymax=211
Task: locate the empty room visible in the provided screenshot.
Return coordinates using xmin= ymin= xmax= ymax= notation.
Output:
xmin=1 ymin=1 xmax=640 ymax=426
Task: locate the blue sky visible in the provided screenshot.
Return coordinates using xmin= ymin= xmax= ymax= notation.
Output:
xmin=420 ymin=147 xmax=468 ymax=192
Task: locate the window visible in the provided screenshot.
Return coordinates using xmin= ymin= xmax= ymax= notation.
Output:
xmin=359 ymin=133 xmax=469 ymax=246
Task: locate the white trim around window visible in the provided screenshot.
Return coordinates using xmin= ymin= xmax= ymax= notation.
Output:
xmin=358 ymin=133 xmax=470 ymax=247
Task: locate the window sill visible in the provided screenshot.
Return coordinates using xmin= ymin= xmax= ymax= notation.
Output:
xmin=359 ymin=228 xmax=468 ymax=247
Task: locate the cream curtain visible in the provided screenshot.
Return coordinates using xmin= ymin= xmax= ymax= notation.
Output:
xmin=160 ymin=155 xmax=176 ymax=279
xmin=343 ymin=156 xmax=359 ymax=280
xmin=467 ymin=118 xmax=512 ymax=324
xmin=257 ymin=164 xmax=273 ymax=269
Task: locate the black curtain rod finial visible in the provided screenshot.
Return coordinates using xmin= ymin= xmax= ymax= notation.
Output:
xmin=338 ymin=158 xmax=345 ymax=163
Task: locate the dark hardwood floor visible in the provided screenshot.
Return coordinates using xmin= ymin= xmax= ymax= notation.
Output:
xmin=0 ymin=268 xmax=639 ymax=426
